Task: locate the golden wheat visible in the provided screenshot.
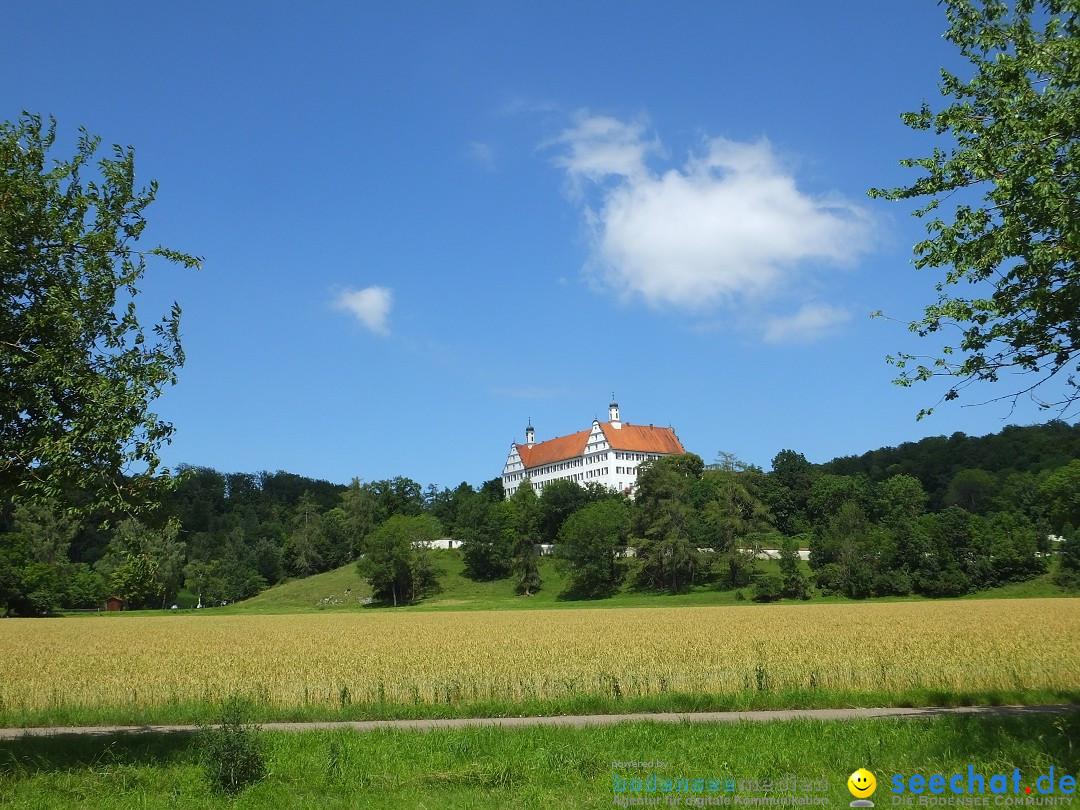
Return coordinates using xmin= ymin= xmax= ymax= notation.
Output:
xmin=1 ymin=599 xmax=1077 ymax=712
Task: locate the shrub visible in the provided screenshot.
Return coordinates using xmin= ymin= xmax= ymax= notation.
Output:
xmin=812 ymin=563 xmax=843 ymax=596
xmin=197 ymin=698 xmax=267 ymax=794
xmin=752 ymin=574 xmax=782 ymax=603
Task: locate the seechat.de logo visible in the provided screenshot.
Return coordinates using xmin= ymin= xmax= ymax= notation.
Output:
xmin=890 ymin=767 xmax=1076 ymax=806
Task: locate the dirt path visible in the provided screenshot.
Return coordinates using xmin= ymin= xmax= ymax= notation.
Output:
xmin=0 ymin=704 xmax=1073 ymax=740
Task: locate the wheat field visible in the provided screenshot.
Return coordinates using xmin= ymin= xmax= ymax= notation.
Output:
xmin=2 ymin=599 xmax=1078 ymax=713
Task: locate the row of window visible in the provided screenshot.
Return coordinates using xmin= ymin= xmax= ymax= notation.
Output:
xmin=506 ymin=452 xmax=665 ymax=490
xmin=507 ymin=466 xmax=645 ymax=498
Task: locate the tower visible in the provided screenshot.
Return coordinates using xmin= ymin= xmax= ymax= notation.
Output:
xmin=525 ymin=419 xmax=535 ymax=447
xmin=608 ymin=395 xmax=621 ymax=428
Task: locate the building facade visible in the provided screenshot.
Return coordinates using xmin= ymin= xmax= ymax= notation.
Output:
xmin=501 ymin=401 xmax=686 ymax=498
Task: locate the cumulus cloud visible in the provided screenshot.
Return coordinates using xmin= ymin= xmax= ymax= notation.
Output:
xmin=763 ymin=303 xmax=851 ymax=344
xmin=549 ymin=112 xmax=872 ymax=331
xmin=332 ymin=286 xmax=392 ymax=336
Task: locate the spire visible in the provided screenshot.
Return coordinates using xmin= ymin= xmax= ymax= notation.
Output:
xmin=525 ymin=418 xmax=535 ymax=447
xmin=609 ymin=395 xmax=621 ymax=428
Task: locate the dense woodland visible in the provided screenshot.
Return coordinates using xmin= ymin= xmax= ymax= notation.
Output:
xmin=2 ymin=421 xmax=1079 ymax=614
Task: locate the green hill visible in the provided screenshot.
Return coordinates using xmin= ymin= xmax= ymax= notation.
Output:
xmin=224 ymin=550 xmax=571 ymax=614
xmin=220 ymin=549 xmax=1068 ymax=615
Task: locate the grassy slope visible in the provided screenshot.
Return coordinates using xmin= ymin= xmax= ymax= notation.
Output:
xmin=1 ymin=712 xmax=1076 ymax=809
xmin=219 ymin=550 xmax=1074 ymax=615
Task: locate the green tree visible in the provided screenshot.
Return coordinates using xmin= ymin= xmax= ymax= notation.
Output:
xmin=0 ymin=499 xmax=80 ymax=614
xmin=806 ymin=474 xmax=872 ymax=529
xmin=537 ymin=478 xmax=592 ymax=543
xmin=698 ymin=470 xmax=771 ymax=590
xmin=810 ymin=501 xmax=877 ymax=597
xmin=777 ymin=535 xmax=810 ymax=599
xmin=457 ymin=495 xmax=514 ymax=581
xmin=984 ymin=510 xmax=1045 ymax=584
xmin=994 ymin=470 xmax=1047 ymax=527
xmin=65 ymin=562 xmax=106 ymax=608
xmin=509 ymin=479 xmax=542 ymax=595
xmin=367 ymin=476 xmax=424 ymax=522
xmin=1053 ymin=529 xmax=1080 ymax=589
xmin=1 ymin=114 xmax=200 ymax=516
xmin=426 ymin=481 xmax=473 ymax=532
xmin=870 ymin=1 xmax=1080 ymax=416
xmin=19 ymin=562 xmax=64 ymax=615
xmin=109 ymin=552 xmax=159 ymax=608
xmin=751 ymin=573 xmax=783 ymax=603
xmin=356 ymin=514 xmax=442 ymax=606
xmin=700 ymin=470 xmax=772 ymax=552
xmin=13 ymin=498 xmax=80 ymax=567
xmin=283 ymin=492 xmax=327 ymax=576
xmin=633 ymin=454 xmax=704 ymax=592
xmin=95 ymin=518 xmax=185 ymax=608
xmin=184 ymin=558 xmax=227 ymax=608
xmin=337 ymin=478 xmax=379 ymax=558
xmin=918 ymin=506 xmax=978 ymax=595
xmin=556 ymin=500 xmax=629 ymax=598
xmin=1041 ymin=459 xmax=1080 ymax=531
xmin=765 ymin=449 xmax=817 ymax=534
xmin=876 ymin=474 xmax=929 ymax=526
xmin=478 ymin=477 xmax=505 ymax=502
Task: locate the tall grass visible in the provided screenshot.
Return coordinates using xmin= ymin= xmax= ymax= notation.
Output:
xmin=2 ymin=599 xmax=1077 ymax=723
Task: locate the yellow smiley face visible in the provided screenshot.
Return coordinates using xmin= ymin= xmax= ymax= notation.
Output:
xmin=848 ymin=768 xmax=877 ymax=798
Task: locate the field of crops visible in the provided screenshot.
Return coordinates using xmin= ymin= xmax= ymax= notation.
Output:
xmin=2 ymin=599 xmax=1078 ymax=714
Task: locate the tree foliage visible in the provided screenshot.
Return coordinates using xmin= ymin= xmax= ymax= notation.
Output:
xmin=356 ymin=514 xmax=442 ymax=606
xmin=457 ymin=494 xmax=514 ymax=580
xmin=95 ymin=518 xmax=185 ymax=608
xmin=871 ymin=0 xmax=1080 ymax=417
xmin=777 ymin=535 xmax=809 ymax=599
xmin=509 ymin=479 xmax=542 ymax=595
xmin=556 ymin=499 xmax=629 ymax=598
xmin=632 ymin=454 xmax=705 ymax=592
xmin=1 ymin=114 xmax=200 ymax=516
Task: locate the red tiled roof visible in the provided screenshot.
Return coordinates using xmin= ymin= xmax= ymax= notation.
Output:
xmin=516 ymin=422 xmax=684 ymax=469
xmin=601 ymin=422 xmax=685 ymax=455
xmin=517 ymin=429 xmax=591 ymax=468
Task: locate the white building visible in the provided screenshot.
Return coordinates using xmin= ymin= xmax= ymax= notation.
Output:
xmin=501 ymin=400 xmax=686 ymax=498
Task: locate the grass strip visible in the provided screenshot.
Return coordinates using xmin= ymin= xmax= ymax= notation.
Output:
xmin=0 ymin=711 xmax=1076 ymax=809
xmin=2 ymin=687 xmax=1079 ymax=729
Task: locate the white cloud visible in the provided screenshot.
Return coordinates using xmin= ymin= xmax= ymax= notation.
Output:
xmin=549 ymin=112 xmax=872 ymax=329
xmin=550 ymin=114 xmax=660 ymax=188
xmin=332 ymin=286 xmax=392 ymax=336
xmin=763 ymin=303 xmax=851 ymax=344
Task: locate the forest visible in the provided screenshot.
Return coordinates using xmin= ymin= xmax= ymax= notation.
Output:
xmin=1 ymin=420 xmax=1078 ymax=615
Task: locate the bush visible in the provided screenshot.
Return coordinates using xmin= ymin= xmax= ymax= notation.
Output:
xmin=752 ymin=574 xmax=782 ymax=603
xmin=197 ymin=698 xmax=267 ymax=794
xmin=873 ymin=569 xmax=912 ymax=597
xmin=812 ymin=563 xmax=843 ymax=596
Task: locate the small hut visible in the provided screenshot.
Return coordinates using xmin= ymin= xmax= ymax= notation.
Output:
xmin=105 ymin=595 xmax=124 ymax=612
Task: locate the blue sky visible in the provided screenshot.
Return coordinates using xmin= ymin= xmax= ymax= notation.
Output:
xmin=4 ymin=2 xmax=1066 ymax=489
